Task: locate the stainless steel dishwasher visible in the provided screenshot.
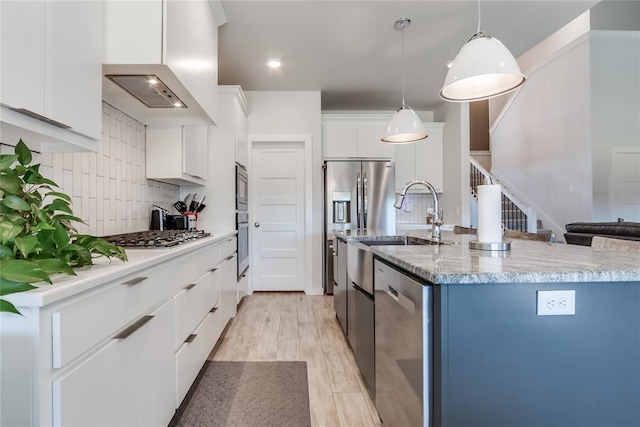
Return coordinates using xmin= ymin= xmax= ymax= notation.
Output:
xmin=374 ymin=258 xmax=432 ymax=427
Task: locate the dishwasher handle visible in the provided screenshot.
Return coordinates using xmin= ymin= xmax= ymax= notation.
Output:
xmin=386 ymin=285 xmax=415 ymax=314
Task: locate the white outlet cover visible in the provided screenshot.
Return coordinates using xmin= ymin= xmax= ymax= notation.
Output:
xmin=537 ymin=290 xmax=576 ymax=316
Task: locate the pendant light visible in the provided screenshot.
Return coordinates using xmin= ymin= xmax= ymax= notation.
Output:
xmin=382 ymin=17 xmax=427 ymax=144
xmin=440 ymin=1 xmax=525 ymax=102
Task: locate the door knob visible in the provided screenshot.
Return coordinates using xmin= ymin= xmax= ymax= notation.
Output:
xmin=254 ymin=222 xmax=260 ymax=228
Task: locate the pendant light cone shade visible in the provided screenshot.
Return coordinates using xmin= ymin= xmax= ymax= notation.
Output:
xmin=382 ymin=105 xmax=427 ymax=143
xmin=382 ymin=17 xmax=427 ymax=144
xmin=440 ymin=34 xmax=525 ymax=102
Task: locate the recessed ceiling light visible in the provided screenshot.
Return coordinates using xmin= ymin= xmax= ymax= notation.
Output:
xmin=267 ymin=59 xmax=281 ymax=69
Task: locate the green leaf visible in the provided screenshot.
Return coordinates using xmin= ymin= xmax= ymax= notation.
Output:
xmin=0 ymin=154 xmax=19 ymax=170
xmin=32 ymin=221 xmax=55 ymax=232
xmin=0 ymin=259 xmax=51 ymax=284
xmin=45 ymin=191 xmax=72 ymax=203
xmin=25 ymin=171 xmax=58 ymax=187
xmin=53 ymin=225 xmax=70 ymax=249
xmin=0 ymin=245 xmax=13 ymax=258
xmin=52 ymin=214 xmax=83 ymax=224
xmin=0 ymin=221 xmax=23 ymax=245
xmin=0 ymin=299 xmax=21 ymax=315
xmin=44 ymin=199 xmax=73 ymax=215
xmin=2 ymin=195 xmax=30 ymax=211
xmin=14 ymin=235 xmax=39 ymax=258
xmin=0 ymin=173 xmax=23 ymax=195
xmin=0 ymin=278 xmax=37 ymax=296
xmin=15 ymin=140 xmax=32 ymax=166
xmin=35 ymin=258 xmax=75 ymax=276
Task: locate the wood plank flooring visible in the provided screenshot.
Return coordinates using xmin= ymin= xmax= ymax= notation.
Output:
xmin=209 ymin=292 xmax=382 ymax=427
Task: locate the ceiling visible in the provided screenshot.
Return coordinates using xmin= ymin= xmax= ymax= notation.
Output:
xmin=218 ymin=0 xmax=600 ymax=111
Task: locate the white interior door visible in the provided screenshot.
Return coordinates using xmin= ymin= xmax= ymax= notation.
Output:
xmin=611 ymin=148 xmax=640 ymax=221
xmin=251 ymin=142 xmax=305 ymax=291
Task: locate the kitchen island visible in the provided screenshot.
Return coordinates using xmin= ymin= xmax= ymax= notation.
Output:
xmin=336 ymin=229 xmax=640 ymax=427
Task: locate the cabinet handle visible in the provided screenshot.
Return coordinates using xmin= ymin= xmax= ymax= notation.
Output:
xmin=121 ymin=276 xmax=148 ymax=286
xmin=184 ymin=283 xmax=197 ymax=290
xmin=113 ymin=315 xmax=154 ymax=340
xmin=8 ymin=106 xmax=71 ymax=129
xmin=224 ymin=254 xmax=234 ymax=261
xmin=210 ymin=306 xmax=218 ymax=313
xmin=386 ymin=285 xmax=415 ymax=314
xmin=226 ymin=238 xmax=233 ymax=242
xmin=209 ymin=267 xmax=218 ymax=272
xmin=185 ymin=334 xmax=197 ymax=343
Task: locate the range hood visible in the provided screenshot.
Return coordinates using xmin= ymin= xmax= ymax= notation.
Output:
xmin=105 ymin=75 xmax=186 ymax=109
xmin=102 ymin=64 xmax=216 ymax=127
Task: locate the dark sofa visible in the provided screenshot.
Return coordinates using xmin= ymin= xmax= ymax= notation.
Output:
xmin=564 ymin=222 xmax=640 ymax=246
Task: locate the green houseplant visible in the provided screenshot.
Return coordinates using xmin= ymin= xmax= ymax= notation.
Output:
xmin=0 ymin=140 xmax=127 ymax=314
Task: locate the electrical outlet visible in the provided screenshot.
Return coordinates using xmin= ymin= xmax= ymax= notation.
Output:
xmin=537 ymin=290 xmax=575 ymax=316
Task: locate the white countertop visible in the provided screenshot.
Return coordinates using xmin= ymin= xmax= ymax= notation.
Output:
xmin=5 ymin=231 xmax=236 ymax=308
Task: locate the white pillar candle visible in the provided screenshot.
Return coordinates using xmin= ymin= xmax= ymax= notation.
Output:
xmin=477 ymin=184 xmax=502 ymax=243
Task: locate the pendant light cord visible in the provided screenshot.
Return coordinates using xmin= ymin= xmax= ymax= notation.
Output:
xmin=476 ymin=0 xmax=482 ymax=34
xmin=401 ymin=23 xmax=406 ymax=107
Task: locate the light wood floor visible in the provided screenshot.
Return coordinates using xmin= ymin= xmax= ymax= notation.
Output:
xmin=209 ymin=292 xmax=382 ymax=427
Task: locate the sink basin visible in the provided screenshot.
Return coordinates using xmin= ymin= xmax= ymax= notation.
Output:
xmin=359 ymin=236 xmax=456 ymax=246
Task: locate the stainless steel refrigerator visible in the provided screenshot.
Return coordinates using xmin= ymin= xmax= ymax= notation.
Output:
xmin=323 ymin=160 xmax=396 ymax=294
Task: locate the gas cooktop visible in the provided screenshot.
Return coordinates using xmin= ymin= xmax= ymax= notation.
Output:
xmin=102 ymin=230 xmax=211 ymax=248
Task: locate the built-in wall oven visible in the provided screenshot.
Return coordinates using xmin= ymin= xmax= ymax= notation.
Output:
xmin=236 ymin=163 xmax=248 ymax=211
xmin=236 ymin=212 xmax=249 ymax=279
xmin=236 ymin=163 xmax=249 ymax=280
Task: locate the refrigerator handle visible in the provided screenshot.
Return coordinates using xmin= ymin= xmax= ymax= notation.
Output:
xmin=363 ymin=172 xmax=368 ymax=229
xmin=356 ymin=172 xmax=361 ymax=229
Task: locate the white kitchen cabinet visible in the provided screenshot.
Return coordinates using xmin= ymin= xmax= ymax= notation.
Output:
xmin=103 ymin=0 xmax=220 ymax=126
xmin=0 ymin=0 xmax=102 ymax=152
xmin=394 ymin=122 xmax=444 ymax=193
xmin=322 ymin=114 xmax=394 ymax=159
xmin=0 ymin=235 xmax=236 ymax=427
xmin=235 ymin=94 xmax=250 ymax=168
xmin=146 ymin=125 xmax=208 ymax=185
xmin=52 ymin=299 xmax=175 ymax=427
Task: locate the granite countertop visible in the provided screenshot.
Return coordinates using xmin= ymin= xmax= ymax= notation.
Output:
xmin=335 ymin=228 xmax=640 ymax=284
xmin=5 ymin=231 xmax=237 ymax=307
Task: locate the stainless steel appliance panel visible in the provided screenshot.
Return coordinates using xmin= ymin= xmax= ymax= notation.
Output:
xmin=362 ymin=161 xmax=396 ymax=234
xmin=236 ymin=163 xmax=248 ymax=211
xmin=324 ymin=161 xmax=360 ymax=233
xmin=352 ymin=283 xmax=375 ymax=399
xmin=325 ymin=239 xmax=334 ymax=295
xmin=237 ymin=212 xmax=249 ymax=279
xmin=334 ymin=238 xmax=348 ymax=336
xmin=375 ymin=259 xmax=432 ymax=427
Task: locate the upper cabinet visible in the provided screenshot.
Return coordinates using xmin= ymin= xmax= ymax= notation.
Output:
xmin=146 ymin=125 xmax=208 ymax=186
xmin=0 ymin=1 xmax=102 ymax=152
xmin=102 ymin=0 xmax=222 ymax=126
xmin=322 ymin=114 xmax=394 ymax=159
xmin=394 ymin=122 xmax=444 ymax=193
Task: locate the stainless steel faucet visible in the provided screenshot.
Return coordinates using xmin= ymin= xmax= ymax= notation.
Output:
xmin=394 ymin=180 xmax=443 ymax=240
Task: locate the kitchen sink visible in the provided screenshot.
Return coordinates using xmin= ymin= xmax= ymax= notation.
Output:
xmin=359 ymin=236 xmax=456 ymax=246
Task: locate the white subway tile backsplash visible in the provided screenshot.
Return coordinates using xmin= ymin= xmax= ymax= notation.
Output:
xmin=7 ymin=102 xmax=180 ymax=236
xmin=395 ymin=193 xmax=434 ymax=225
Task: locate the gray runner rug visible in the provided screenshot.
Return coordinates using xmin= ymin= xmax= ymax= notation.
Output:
xmin=170 ymin=361 xmax=311 ymax=427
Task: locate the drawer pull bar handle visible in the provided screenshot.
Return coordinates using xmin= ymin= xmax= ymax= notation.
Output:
xmin=121 ymin=276 xmax=148 ymax=286
xmin=387 ymin=285 xmax=415 ymax=314
xmin=185 ymin=334 xmax=197 ymax=343
xmin=209 ymin=267 xmax=218 ymax=272
xmin=113 ymin=315 xmax=154 ymax=340
xmin=224 ymin=254 xmax=234 ymax=261
xmin=210 ymin=304 xmax=220 ymax=313
xmin=184 ymin=283 xmax=197 ymax=290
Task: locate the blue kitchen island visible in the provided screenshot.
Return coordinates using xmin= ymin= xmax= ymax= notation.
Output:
xmin=337 ymin=229 xmax=640 ymax=427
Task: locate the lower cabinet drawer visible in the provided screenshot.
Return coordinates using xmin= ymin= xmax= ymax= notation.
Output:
xmin=175 ymin=309 xmax=222 ymax=407
xmin=174 ymin=269 xmax=220 ymax=349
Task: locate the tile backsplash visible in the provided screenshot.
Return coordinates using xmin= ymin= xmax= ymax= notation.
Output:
xmin=395 ymin=193 xmax=435 ymax=224
xmin=2 ymin=102 xmax=179 ymax=236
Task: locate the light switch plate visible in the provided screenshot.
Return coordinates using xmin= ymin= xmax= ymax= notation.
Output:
xmin=537 ymin=290 xmax=576 ymax=316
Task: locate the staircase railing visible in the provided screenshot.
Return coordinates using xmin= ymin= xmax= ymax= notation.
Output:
xmin=470 ymin=158 xmax=537 ymax=232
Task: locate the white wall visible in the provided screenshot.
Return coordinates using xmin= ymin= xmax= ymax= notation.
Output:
xmin=591 ymin=32 xmax=640 ymax=220
xmin=434 ymin=102 xmax=470 ymax=227
xmin=245 ymin=91 xmax=323 ymax=294
xmin=491 ymin=36 xmax=594 ymax=236
xmin=0 ymin=102 xmax=179 ymax=236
